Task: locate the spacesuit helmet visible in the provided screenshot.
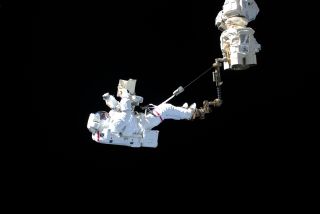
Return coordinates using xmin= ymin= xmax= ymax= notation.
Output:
xmin=95 ymin=111 xmax=109 ymax=120
xmin=87 ymin=111 xmax=110 ymax=133
xmin=94 ymin=111 xmax=110 ymax=131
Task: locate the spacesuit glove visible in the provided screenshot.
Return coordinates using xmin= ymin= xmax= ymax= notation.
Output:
xmin=102 ymin=93 xmax=110 ymax=100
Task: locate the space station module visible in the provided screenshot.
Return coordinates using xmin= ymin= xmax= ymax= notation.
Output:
xmin=215 ymin=0 xmax=261 ymax=70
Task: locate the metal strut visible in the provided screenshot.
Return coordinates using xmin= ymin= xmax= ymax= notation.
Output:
xmin=211 ymin=57 xmax=227 ymax=106
xmin=192 ymin=58 xmax=227 ymax=120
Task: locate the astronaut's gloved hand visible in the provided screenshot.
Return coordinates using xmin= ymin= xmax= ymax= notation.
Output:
xmin=102 ymin=93 xmax=110 ymax=100
xmin=131 ymin=95 xmax=143 ymax=105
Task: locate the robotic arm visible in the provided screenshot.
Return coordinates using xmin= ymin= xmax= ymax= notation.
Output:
xmin=194 ymin=0 xmax=261 ymax=117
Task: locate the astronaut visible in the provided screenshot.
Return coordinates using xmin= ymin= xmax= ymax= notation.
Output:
xmin=87 ymin=79 xmax=197 ymax=148
xmin=215 ymin=0 xmax=261 ymax=70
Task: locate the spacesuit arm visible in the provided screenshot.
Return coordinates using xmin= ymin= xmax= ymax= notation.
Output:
xmin=119 ymin=97 xmax=132 ymax=112
xmin=102 ymin=93 xmax=119 ymax=109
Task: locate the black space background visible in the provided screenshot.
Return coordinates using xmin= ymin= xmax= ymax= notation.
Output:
xmin=22 ymin=0 xmax=313 ymax=181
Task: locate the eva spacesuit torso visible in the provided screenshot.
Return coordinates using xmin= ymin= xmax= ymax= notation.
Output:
xmin=106 ymin=97 xmax=141 ymax=136
xmin=108 ymin=109 xmax=140 ymax=136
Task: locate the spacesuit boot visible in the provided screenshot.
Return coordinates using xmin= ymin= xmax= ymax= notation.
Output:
xmin=178 ymin=103 xmax=208 ymax=120
xmin=182 ymin=102 xmax=189 ymax=109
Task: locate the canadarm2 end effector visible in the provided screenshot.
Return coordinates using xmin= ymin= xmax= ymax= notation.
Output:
xmin=192 ymin=99 xmax=222 ymax=120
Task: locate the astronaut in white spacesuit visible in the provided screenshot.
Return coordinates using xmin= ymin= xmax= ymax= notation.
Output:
xmin=215 ymin=0 xmax=261 ymax=70
xmin=101 ymin=90 xmax=196 ymax=136
xmin=87 ymin=79 xmax=197 ymax=148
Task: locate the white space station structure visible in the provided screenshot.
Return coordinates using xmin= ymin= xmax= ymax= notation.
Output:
xmin=87 ymin=0 xmax=261 ymax=148
xmin=215 ymin=0 xmax=261 ymax=70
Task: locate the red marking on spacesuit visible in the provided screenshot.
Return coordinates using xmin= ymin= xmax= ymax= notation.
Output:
xmin=97 ymin=131 xmax=100 ymax=142
xmin=153 ymin=110 xmax=163 ymax=122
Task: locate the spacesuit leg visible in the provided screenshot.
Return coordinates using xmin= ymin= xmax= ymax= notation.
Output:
xmin=153 ymin=103 xmax=193 ymax=120
xmin=138 ymin=104 xmax=193 ymax=131
xmin=138 ymin=114 xmax=162 ymax=131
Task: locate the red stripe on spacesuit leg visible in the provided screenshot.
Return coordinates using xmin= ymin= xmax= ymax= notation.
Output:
xmin=97 ymin=131 xmax=100 ymax=142
xmin=153 ymin=110 xmax=163 ymax=122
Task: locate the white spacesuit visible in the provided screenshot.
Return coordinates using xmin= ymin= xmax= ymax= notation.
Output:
xmin=215 ymin=0 xmax=261 ymax=70
xmin=87 ymin=79 xmax=196 ymax=148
